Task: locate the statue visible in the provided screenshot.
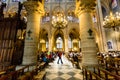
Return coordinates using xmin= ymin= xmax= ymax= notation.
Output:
xmin=0 ymin=2 xmax=6 ymax=19
xmin=18 ymin=2 xmax=23 ymax=18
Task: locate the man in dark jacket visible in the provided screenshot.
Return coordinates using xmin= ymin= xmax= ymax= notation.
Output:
xmin=57 ymin=51 xmax=63 ymax=64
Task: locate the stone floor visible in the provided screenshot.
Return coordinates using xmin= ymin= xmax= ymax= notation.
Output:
xmin=45 ymin=55 xmax=83 ymax=80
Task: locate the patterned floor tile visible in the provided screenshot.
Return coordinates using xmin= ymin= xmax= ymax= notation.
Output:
xmin=46 ymin=74 xmax=58 ymax=80
xmin=74 ymin=73 xmax=83 ymax=79
xmin=60 ymin=74 xmax=72 ymax=79
xmin=53 ymin=77 xmax=65 ymax=80
xmin=57 ymin=71 xmax=64 ymax=76
xmin=67 ymin=71 xmax=76 ymax=76
xmin=45 ymin=55 xmax=83 ymax=80
xmin=68 ymin=77 xmax=82 ymax=80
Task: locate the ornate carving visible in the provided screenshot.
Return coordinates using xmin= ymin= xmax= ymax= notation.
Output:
xmin=23 ymin=1 xmax=45 ymax=16
xmin=75 ymin=0 xmax=96 ymax=16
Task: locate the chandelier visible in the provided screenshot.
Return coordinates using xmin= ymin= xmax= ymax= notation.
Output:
xmin=51 ymin=1 xmax=68 ymax=29
xmin=103 ymin=12 xmax=120 ymax=28
xmin=52 ymin=12 xmax=67 ymax=29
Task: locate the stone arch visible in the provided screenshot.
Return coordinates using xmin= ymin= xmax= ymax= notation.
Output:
xmin=101 ymin=0 xmax=111 ymax=17
xmin=53 ymin=29 xmax=65 ymax=51
xmin=44 ymin=7 xmax=49 ymax=12
xmin=68 ymin=28 xmax=80 ymax=52
xmin=68 ymin=28 xmax=80 ymax=40
xmin=52 ymin=6 xmax=64 ymax=15
xmin=67 ymin=6 xmax=78 ymax=22
xmin=39 ymin=28 xmax=48 ymax=51
xmin=44 ymin=7 xmax=50 ymax=16
xmin=40 ymin=28 xmax=48 ymax=41
xmin=67 ymin=6 xmax=75 ymax=11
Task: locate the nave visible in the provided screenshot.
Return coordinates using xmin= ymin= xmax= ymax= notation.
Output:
xmin=45 ymin=55 xmax=83 ymax=80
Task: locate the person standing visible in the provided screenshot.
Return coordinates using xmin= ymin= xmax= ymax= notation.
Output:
xmin=57 ymin=51 xmax=63 ymax=64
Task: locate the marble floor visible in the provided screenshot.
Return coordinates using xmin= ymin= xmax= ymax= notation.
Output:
xmin=45 ymin=55 xmax=83 ymax=80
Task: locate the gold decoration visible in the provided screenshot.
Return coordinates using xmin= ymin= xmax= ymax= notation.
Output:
xmin=23 ymin=1 xmax=45 ymax=16
xmin=103 ymin=12 xmax=120 ymax=28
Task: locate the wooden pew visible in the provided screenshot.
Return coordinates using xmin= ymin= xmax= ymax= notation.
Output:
xmin=17 ymin=65 xmax=29 ymax=76
xmin=83 ymin=66 xmax=102 ymax=80
xmin=100 ymin=68 xmax=120 ymax=80
xmin=107 ymin=65 xmax=120 ymax=76
xmin=93 ymin=66 xmax=120 ymax=80
xmin=83 ymin=66 xmax=120 ymax=80
xmin=0 ymin=62 xmax=47 ymax=80
xmin=0 ymin=65 xmax=29 ymax=80
xmin=17 ymin=63 xmax=46 ymax=80
xmin=0 ymin=65 xmax=16 ymax=77
xmin=0 ymin=76 xmax=9 ymax=80
xmin=114 ymin=58 xmax=120 ymax=68
xmin=33 ymin=71 xmax=46 ymax=80
xmin=37 ymin=62 xmax=46 ymax=70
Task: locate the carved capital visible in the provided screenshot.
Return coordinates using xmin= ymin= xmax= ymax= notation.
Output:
xmin=75 ymin=0 xmax=96 ymax=16
xmin=23 ymin=1 xmax=45 ymax=16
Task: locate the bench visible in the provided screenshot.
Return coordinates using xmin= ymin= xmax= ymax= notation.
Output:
xmin=37 ymin=62 xmax=46 ymax=70
xmin=33 ymin=71 xmax=46 ymax=80
xmin=83 ymin=66 xmax=102 ymax=80
xmin=0 ymin=65 xmax=29 ymax=80
xmin=83 ymin=66 xmax=120 ymax=80
xmin=0 ymin=65 xmax=16 ymax=77
xmin=0 ymin=63 xmax=47 ymax=80
xmin=107 ymin=65 xmax=120 ymax=76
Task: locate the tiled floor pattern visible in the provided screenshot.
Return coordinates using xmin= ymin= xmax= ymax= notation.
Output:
xmin=45 ymin=55 xmax=83 ymax=80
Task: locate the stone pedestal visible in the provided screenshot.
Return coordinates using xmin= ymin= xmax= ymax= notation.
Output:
xmin=22 ymin=1 xmax=44 ymax=65
xmin=75 ymin=0 xmax=98 ymax=66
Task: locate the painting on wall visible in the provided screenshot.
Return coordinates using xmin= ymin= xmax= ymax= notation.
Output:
xmin=107 ymin=40 xmax=113 ymax=50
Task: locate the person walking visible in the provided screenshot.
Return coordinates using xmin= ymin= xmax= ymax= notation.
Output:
xmin=57 ymin=51 xmax=63 ymax=64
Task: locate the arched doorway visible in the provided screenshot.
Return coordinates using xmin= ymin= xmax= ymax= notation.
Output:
xmin=69 ymin=28 xmax=80 ymax=52
xmin=53 ymin=29 xmax=64 ymax=51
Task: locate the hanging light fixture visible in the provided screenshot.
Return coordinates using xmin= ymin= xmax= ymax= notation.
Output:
xmin=51 ymin=1 xmax=68 ymax=29
xmin=103 ymin=12 xmax=120 ymax=51
xmin=103 ymin=12 xmax=120 ymax=29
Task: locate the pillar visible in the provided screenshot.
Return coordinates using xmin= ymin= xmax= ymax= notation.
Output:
xmin=65 ymin=36 xmax=69 ymax=53
xmin=96 ymin=0 xmax=107 ymax=52
xmin=22 ymin=1 xmax=44 ymax=65
xmin=42 ymin=43 xmax=46 ymax=51
xmin=73 ymin=39 xmax=79 ymax=51
xmin=49 ymin=36 xmax=53 ymax=52
xmin=75 ymin=0 xmax=98 ymax=66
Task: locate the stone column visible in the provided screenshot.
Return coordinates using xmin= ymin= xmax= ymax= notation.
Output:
xmin=96 ymin=0 xmax=107 ymax=52
xmin=49 ymin=36 xmax=53 ymax=52
xmin=75 ymin=0 xmax=98 ymax=66
xmin=22 ymin=1 xmax=44 ymax=65
xmin=73 ymin=40 xmax=79 ymax=51
xmin=65 ymin=36 xmax=69 ymax=53
xmin=42 ymin=43 xmax=46 ymax=51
